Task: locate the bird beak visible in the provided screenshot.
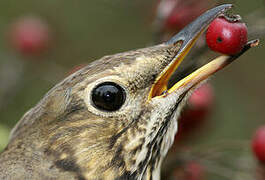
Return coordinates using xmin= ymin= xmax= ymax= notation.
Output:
xmin=149 ymin=4 xmax=258 ymax=100
xmin=167 ymin=39 xmax=258 ymax=96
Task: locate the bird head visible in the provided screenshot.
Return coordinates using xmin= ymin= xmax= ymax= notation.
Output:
xmin=8 ymin=4 xmax=256 ymax=180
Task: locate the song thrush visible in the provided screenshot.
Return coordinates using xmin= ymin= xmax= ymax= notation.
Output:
xmin=0 ymin=4 xmax=257 ymax=180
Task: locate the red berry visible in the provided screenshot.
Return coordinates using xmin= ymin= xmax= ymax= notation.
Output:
xmin=206 ymin=15 xmax=248 ymax=55
xmin=185 ymin=162 xmax=205 ymax=180
xmin=9 ymin=16 xmax=51 ymax=55
xmin=156 ymin=0 xmax=211 ymax=32
xmin=188 ymin=83 xmax=214 ymax=109
xmin=165 ymin=4 xmax=206 ymax=31
xmin=175 ymin=84 xmax=214 ymax=140
xmin=252 ymin=126 xmax=265 ymax=163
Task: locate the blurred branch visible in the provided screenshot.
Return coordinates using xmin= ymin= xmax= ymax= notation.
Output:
xmin=0 ymin=58 xmax=25 ymax=110
xmin=162 ymin=140 xmax=256 ymax=179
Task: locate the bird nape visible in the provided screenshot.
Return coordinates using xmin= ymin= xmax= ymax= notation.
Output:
xmin=0 ymin=4 xmax=258 ymax=180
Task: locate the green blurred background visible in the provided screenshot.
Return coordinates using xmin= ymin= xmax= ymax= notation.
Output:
xmin=0 ymin=0 xmax=264 ymax=178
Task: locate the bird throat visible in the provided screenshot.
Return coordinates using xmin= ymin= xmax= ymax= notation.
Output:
xmin=132 ymin=98 xmax=183 ymax=180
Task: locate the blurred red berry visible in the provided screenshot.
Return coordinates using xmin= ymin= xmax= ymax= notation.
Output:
xmin=252 ymin=126 xmax=265 ymax=163
xmin=188 ymin=83 xmax=214 ymax=109
xmin=175 ymin=83 xmax=214 ymax=140
xmin=185 ymin=161 xmax=205 ymax=180
xmin=9 ymin=16 xmax=51 ymax=55
xmin=206 ymin=15 xmax=248 ymax=55
xmin=156 ymin=0 xmax=211 ymax=32
xmin=165 ymin=3 xmax=206 ymax=31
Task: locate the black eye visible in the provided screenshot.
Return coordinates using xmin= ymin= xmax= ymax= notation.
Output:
xmin=91 ymin=82 xmax=126 ymax=111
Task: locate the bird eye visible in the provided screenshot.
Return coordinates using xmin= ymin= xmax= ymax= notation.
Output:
xmin=91 ymin=82 xmax=126 ymax=111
